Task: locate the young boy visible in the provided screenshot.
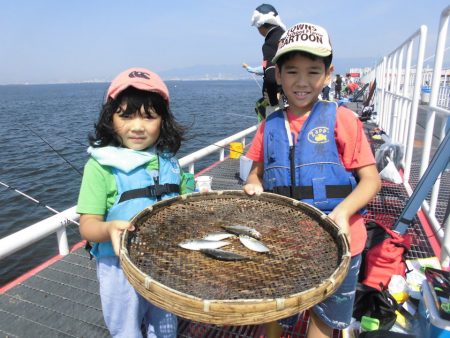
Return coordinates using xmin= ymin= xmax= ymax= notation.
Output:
xmin=243 ymin=23 xmax=381 ymax=338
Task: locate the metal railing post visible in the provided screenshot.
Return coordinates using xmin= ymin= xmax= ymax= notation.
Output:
xmin=420 ymin=6 xmax=450 ymax=178
xmin=404 ymin=26 xmax=428 ymax=181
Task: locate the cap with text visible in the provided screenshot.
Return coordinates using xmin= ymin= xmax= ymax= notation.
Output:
xmin=106 ymin=67 xmax=169 ymax=104
xmin=272 ymin=23 xmax=332 ymax=63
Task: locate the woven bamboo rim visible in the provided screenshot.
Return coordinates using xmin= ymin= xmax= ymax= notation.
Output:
xmin=120 ymin=190 xmax=350 ymax=325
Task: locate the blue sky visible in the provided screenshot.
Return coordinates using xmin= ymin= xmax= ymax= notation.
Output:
xmin=0 ymin=1 xmax=449 ymax=84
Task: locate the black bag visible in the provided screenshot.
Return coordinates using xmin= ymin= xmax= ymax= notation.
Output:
xmin=353 ymin=283 xmax=399 ymax=330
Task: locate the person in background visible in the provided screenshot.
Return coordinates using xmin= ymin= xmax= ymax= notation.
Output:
xmin=346 ymin=81 xmax=359 ymax=96
xmin=242 ymin=63 xmax=264 ymax=76
xmin=243 ymin=4 xmax=286 ymax=117
xmin=321 ymin=77 xmax=331 ymax=100
xmin=243 ymin=22 xmax=381 ymax=338
xmin=77 ymin=67 xmax=193 ymax=337
xmin=334 ymin=74 xmax=343 ymax=100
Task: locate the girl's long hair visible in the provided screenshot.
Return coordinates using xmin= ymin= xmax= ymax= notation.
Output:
xmin=89 ymin=87 xmax=186 ymax=154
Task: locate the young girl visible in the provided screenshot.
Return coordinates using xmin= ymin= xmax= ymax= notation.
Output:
xmin=77 ymin=67 xmax=188 ymax=337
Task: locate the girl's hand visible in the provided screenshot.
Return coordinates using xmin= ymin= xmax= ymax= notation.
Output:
xmin=243 ymin=183 xmax=264 ymax=196
xmin=79 ymin=214 xmax=136 ymax=256
xmin=108 ymin=220 xmax=135 ymax=256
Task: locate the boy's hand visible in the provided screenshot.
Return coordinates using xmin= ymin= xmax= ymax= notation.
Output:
xmin=108 ymin=220 xmax=135 ymax=256
xmin=243 ymin=183 xmax=264 ymax=196
xmin=328 ymin=210 xmax=351 ymax=244
xmin=326 ymin=163 xmax=381 ymax=247
xmin=243 ymin=162 xmax=264 ymax=196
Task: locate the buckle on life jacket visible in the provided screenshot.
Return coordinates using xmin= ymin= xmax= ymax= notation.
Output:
xmin=268 ymin=184 xmax=353 ymax=200
xmin=118 ymin=184 xmax=179 ymax=203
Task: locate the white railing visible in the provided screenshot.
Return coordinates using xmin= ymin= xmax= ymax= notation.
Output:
xmin=420 ymin=5 xmax=450 ymax=265
xmin=438 ymin=86 xmax=450 ymax=108
xmin=179 ymin=126 xmax=256 ymax=174
xmin=0 ymin=206 xmax=79 ymax=260
xmin=373 ymin=25 xmax=427 ymax=182
xmin=0 ymin=125 xmax=257 ymax=261
xmin=372 ymin=5 xmax=450 ymax=264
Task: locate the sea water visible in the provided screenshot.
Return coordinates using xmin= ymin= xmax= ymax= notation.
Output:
xmin=0 ymin=80 xmax=259 ymax=285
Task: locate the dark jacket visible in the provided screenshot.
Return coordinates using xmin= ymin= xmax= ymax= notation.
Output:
xmin=262 ymin=25 xmax=285 ymax=106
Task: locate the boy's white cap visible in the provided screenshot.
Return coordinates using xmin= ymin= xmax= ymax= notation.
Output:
xmin=272 ymin=23 xmax=332 ymax=63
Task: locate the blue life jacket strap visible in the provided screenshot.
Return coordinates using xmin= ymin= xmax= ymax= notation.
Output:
xmin=267 ymin=184 xmax=353 ymax=200
xmin=118 ymin=184 xmax=179 ymax=203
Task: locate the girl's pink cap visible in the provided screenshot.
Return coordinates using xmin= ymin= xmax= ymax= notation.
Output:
xmin=106 ymin=67 xmax=169 ymax=104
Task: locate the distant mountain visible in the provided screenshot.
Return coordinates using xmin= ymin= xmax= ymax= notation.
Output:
xmin=158 ymin=57 xmax=380 ymax=81
xmin=159 ymin=64 xmax=251 ymax=80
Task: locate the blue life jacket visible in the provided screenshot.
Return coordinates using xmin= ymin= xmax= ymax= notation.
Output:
xmin=91 ymin=155 xmax=181 ymax=257
xmin=263 ymin=101 xmax=361 ymax=213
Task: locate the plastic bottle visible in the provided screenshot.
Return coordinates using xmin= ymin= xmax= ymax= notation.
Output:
xmin=194 ymin=175 xmax=212 ymax=192
xmin=360 ymin=316 xmax=380 ymax=333
xmin=388 ymin=274 xmax=410 ymax=304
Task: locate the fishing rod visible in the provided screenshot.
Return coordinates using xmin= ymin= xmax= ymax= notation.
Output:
xmin=61 ymin=135 xmax=88 ymax=148
xmin=2 ymin=124 xmax=83 ymax=233
xmin=411 ymin=45 xmax=450 ymax=68
xmin=22 ymin=123 xmax=83 ymax=176
xmin=224 ymin=112 xmax=258 ymax=120
xmin=249 ymin=72 xmax=262 ymax=90
xmin=0 ymin=180 xmax=79 ymax=227
xmin=242 ymin=63 xmax=262 ymax=90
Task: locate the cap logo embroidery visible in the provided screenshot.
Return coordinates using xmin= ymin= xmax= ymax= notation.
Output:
xmin=278 ymin=24 xmax=323 ymax=49
xmin=307 ymin=127 xmax=330 ymax=144
xmin=128 ymin=71 xmax=151 ymax=80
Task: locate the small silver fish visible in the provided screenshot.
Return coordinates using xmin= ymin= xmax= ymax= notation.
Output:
xmin=202 ymin=232 xmax=236 ymax=241
xmin=200 ymin=248 xmax=251 ymax=261
xmin=178 ymin=239 xmax=231 ymax=251
xmin=221 ymin=224 xmax=262 ymax=239
xmin=239 ymin=235 xmax=270 ymax=253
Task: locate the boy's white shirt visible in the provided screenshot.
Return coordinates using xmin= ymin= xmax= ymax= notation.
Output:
xmin=88 ymin=146 xmax=156 ymax=173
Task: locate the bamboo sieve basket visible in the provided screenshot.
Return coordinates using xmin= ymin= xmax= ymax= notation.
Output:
xmin=120 ymin=190 xmax=350 ymax=325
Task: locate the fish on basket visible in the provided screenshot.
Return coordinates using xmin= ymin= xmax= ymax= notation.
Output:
xmin=178 ymin=239 xmax=231 ymax=251
xmin=239 ymin=235 xmax=270 ymax=253
xmin=221 ymin=224 xmax=262 ymax=239
xmin=200 ymin=248 xmax=251 ymax=261
xmin=202 ymin=232 xmax=236 ymax=241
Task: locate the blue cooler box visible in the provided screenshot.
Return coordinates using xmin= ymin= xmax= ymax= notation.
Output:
xmin=419 ymin=281 xmax=450 ymax=337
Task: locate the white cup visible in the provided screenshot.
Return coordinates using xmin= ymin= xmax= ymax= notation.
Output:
xmin=195 ymin=176 xmax=212 ymax=192
xmin=239 ymin=155 xmax=253 ymax=182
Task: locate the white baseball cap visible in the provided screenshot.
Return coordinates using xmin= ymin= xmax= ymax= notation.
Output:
xmin=272 ymin=23 xmax=332 ymax=63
